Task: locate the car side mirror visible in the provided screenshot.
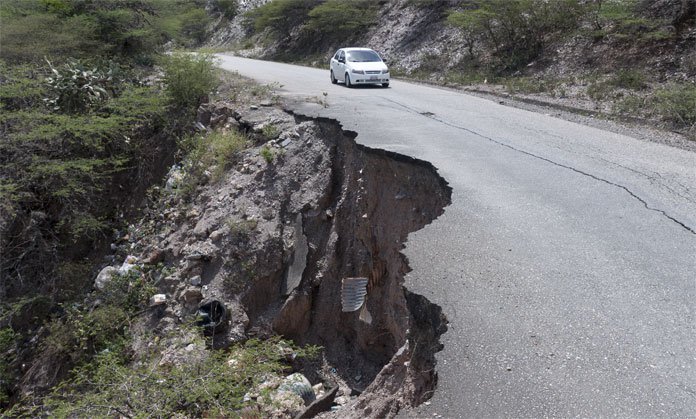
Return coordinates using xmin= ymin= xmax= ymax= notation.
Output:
xmin=338 ymin=58 xmax=345 ymax=63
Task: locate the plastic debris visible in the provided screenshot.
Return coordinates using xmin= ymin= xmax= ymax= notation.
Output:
xmin=164 ymin=165 xmax=184 ymax=191
xmin=278 ymin=373 xmax=316 ymax=406
xmin=189 ymin=275 xmax=202 ymax=286
xmin=150 ymin=294 xmax=167 ymax=306
xmin=196 ymin=300 xmax=227 ymax=335
xmin=118 ymin=255 xmax=138 ymax=275
xmin=341 ymin=277 xmax=368 ymax=312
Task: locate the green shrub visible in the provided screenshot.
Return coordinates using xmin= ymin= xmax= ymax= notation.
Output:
xmin=306 ymin=0 xmax=378 ymax=40
xmin=654 ymin=84 xmax=696 ymax=134
xmin=0 ymin=0 xmax=215 ymax=65
xmin=226 ymin=218 xmax=258 ymax=239
xmin=204 ymin=130 xmax=249 ymax=176
xmin=43 ymin=59 xmax=112 ymax=113
xmin=610 ymin=69 xmax=646 ymax=90
xmin=179 ymin=8 xmax=211 ymax=46
xmin=40 ymin=268 xmax=155 ymax=371
xmin=447 ymin=0 xmax=584 ymax=73
xmin=0 ymin=8 xmax=99 ymax=64
xmin=614 ymin=92 xmax=646 ymax=115
xmin=100 ymin=269 xmax=157 ymax=313
xmin=244 ymin=0 xmax=318 ymax=36
xmin=0 ymin=62 xmax=47 ymax=111
xmin=161 ymin=53 xmax=219 ymax=110
xmin=176 ymin=129 xmax=249 ymax=198
xmin=590 ymin=0 xmax=672 ymax=41
xmin=0 ymin=65 xmax=169 ymax=299
xmin=44 ymin=305 xmax=129 ymax=360
xmin=262 ymin=123 xmax=280 ymax=139
xmin=0 ymin=0 xmax=163 ymax=64
xmin=35 ymin=336 xmax=320 ymax=418
xmin=260 ymin=145 xmax=275 ymax=163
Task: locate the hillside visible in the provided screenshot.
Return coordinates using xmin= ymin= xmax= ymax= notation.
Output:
xmin=209 ymin=0 xmax=696 ymax=140
xmin=1 ymin=1 xmax=449 ymax=417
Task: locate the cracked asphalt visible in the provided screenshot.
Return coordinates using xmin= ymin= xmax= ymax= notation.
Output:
xmin=217 ymin=55 xmax=696 ymax=417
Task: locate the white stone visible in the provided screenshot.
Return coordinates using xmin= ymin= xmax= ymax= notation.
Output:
xmin=94 ymin=266 xmax=117 ymax=290
xmin=118 ymin=255 xmax=138 ymax=275
xmin=150 ymin=294 xmax=167 ymax=306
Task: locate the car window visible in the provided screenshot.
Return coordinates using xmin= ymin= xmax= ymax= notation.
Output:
xmin=346 ymin=50 xmax=381 ymax=62
xmin=334 ymin=51 xmax=340 ymax=60
xmin=339 ymin=51 xmax=345 ymax=61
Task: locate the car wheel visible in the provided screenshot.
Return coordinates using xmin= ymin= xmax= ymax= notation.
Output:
xmin=331 ymin=70 xmax=337 ymax=84
xmin=345 ymin=73 xmax=353 ymax=88
xmin=382 ymin=82 xmax=389 ymax=88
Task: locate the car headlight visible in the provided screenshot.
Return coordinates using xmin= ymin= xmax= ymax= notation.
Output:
xmin=382 ymin=69 xmax=389 ymax=74
xmin=351 ymin=69 xmax=365 ymax=74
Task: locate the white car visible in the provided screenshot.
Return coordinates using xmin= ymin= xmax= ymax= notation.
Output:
xmin=330 ymin=48 xmax=390 ymax=88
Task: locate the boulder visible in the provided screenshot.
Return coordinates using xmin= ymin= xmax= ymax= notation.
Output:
xmin=94 ymin=266 xmax=118 ymax=291
xmin=181 ymin=287 xmax=203 ymax=305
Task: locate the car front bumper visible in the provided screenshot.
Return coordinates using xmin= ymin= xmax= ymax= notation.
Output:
xmin=352 ymin=72 xmax=389 ymax=84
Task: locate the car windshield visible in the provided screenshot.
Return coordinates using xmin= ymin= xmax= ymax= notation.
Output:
xmin=347 ymin=50 xmax=381 ymax=63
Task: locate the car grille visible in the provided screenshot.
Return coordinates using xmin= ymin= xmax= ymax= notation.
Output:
xmin=365 ymin=70 xmax=381 ymax=74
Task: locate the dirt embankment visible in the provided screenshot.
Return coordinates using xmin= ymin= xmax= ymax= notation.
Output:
xmin=32 ymin=98 xmax=452 ymax=417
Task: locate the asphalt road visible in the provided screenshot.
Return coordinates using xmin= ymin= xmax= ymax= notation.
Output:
xmin=216 ymin=54 xmax=696 ymax=418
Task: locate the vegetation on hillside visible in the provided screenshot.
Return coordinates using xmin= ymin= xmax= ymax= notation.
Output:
xmin=443 ymin=0 xmax=696 ymax=137
xmin=0 ymin=0 xmax=222 ymax=410
xmin=22 ymin=337 xmax=318 ymax=418
xmin=244 ymin=0 xmax=378 ymax=49
xmin=446 ymin=0 xmax=585 ymax=72
xmin=239 ymin=0 xmax=695 ymax=137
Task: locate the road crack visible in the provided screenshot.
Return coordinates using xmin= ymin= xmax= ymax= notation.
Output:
xmin=382 ymin=98 xmax=695 ymax=235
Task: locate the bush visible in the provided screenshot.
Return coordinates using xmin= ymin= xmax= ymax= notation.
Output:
xmin=244 ymin=0 xmax=319 ymax=37
xmin=260 ymin=145 xmax=275 ymax=163
xmin=178 ymin=8 xmax=212 ymax=46
xmin=176 ymin=129 xmax=249 ymax=198
xmin=0 ymin=0 xmax=216 ymax=65
xmin=161 ymin=53 xmax=219 ymax=110
xmin=39 ymin=268 xmax=156 ymax=374
xmin=0 ymin=66 xmax=169 ymax=299
xmin=590 ymin=0 xmax=672 ymax=41
xmin=0 ymin=62 xmax=47 ymax=111
xmin=0 ymin=0 xmax=162 ymax=64
xmin=0 ymin=7 xmax=100 ymax=64
xmin=610 ymin=69 xmax=646 ymax=90
xmin=447 ymin=0 xmax=585 ymax=73
xmin=654 ymin=84 xmax=696 ymax=134
xmin=44 ymin=304 xmax=130 ymax=363
xmin=504 ymin=76 xmax=558 ymax=94
xmin=43 ymin=59 xmax=112 ymax=113
xmin=33 ymin=336 xmax=320 ymax=418
xmin=306 ymin=0 xmax=378 ymax=41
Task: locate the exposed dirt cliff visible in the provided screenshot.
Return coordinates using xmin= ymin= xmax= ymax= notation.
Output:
xmin=131 ymin=98 xmax=451 ymax=415
xmin=6 ymin=74 xmax=451 ymax=416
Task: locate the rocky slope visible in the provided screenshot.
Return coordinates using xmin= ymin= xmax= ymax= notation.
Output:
xmin=127 ymin=95 xmax=450 ymax=416
xmin=6 ymin=76 xmax=452 ymax=416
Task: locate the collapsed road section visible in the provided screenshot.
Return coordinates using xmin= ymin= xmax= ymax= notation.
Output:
xmin=55 ymin=101 xmax=452 ymax=417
